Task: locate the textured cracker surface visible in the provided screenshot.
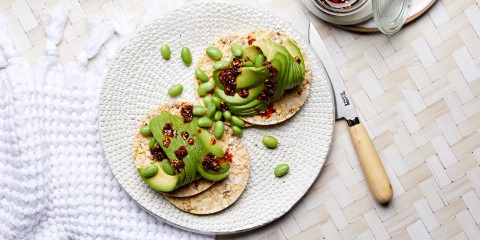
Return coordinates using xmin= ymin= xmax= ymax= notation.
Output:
xmin=165 ymin=127 xmax=250 ymax=214
xmin=194 ymin=30 xmax=311 ymax=126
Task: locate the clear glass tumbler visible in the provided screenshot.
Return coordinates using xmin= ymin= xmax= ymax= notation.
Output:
xmin=373 ymin=0 xmax=412 ymax=34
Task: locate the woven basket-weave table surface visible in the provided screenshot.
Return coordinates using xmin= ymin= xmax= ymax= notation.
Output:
xmin=3 ymin=0 xmax=479 ymax=239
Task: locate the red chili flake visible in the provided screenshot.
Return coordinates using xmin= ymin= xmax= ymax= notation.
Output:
xmin=238 ymin=88 xmax=249 ymax=98
xmin=258 ymin=104 xmax=276 ymax=119
xmin=180 ymin=104 xmax=194 ymax=123
xmin=174 ymin=146 xmax=188 ymax=160
xmin=210 ymin=137 xmax=216 ymax=145
xmin=197 ymin=129 xmax=202 ymax=133
xmin=220 ymin=150 xmax=233 ymax=163
xmin=187 ymin=138 xmax=194 ymax=145
xmin=181 ymin=131 xmax=189 ymax=140
xmin=247 ymin=35 xmax=256 ymax=45
xmin=162 ymin=138 xmax=171 ymax=148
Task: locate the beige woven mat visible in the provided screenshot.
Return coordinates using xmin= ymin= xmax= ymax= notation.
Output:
xmin=3 ymin=0 xmax=479 ymax=239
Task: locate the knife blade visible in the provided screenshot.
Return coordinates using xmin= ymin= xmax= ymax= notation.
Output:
xmin=308 ymin=23 xmax=393 ymax=203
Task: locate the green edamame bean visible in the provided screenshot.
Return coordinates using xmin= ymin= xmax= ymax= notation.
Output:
xmin=204 ymin=95 xmax=213 ymax=106
xmin=214 ymin=111 xmax=223 ymax=121
xmin=160 ymin=44 xmax=171 ymax=59
xmin=213 ymin=60 xmax=231 ymax=70
xmin=231 ymin=43 xmax=243 ymax=57
xmin=213 ymin=121 xmax=225 ymax=139
xmin=212 ymin=96 xmax=221 ymax=109
xmin=162 ymin=161 xmax=175 ymax=175
xmin=262 ymin=135 xmax=279 ymax=149
xmin=140 ymin=164 xmax=158 ymax=178
xmin=195 ymin=68 xmax=209 ymax=83
xmin=192 ymin=106 xmax=207 ymax=116
xmin=168 ymin=84 xmax=183 ymax=97
xmin=242 ymin=61 xmax=254 ymax=67
xmin=140 ymin=125 xmax=152 ymax=136
xmin=149 ymin=138 xmax=157 ymax=149
xmin=197 ymin=81 xmax=215 ymax=97
xmin=232 ymin=126 xmax=243 ymax=137
xmin=197 ymin=117 xmax=213 ymax=128
xmin=223 ymin=111 xmax=232 ymax=120
xmin=181 ymin=47 xmax=192 ymax=65
xmin=230 ymin=116 xmax=245 ymax=127
xmin=255 ymin=54 xmax=266 ymax=68
xmin=206 ymin=104 xmax=216 ymax=119
xmin=206 ymin=47 xmax=223 ymax=60
xmin=274 ymin=163 xmax=289 ymax=177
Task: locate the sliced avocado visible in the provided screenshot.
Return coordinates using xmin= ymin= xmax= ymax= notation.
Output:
xmin=228 ymin=99 xmax=268 ymax=116
xmin=270 ymin=52 xmax=289 ymax=101
xmin=140 ymin=162 xmax=180 ymax=192
xmin=241 ymin=45 xmax=262 ymax=61
xmin=192 ymin=121 xmax=224 ymax=158
xmin=149 ymin=113 xmax=199 ymax=186
xmin=253 ymin=40 xmax=291 ymax=60
xmin=236 ymin=67 xmax=269 ymax=90
xmin=212 ymin=70 xmax=224 ymax=91
xmin=214 ymin=84 xmax=264 ymax=106
xmin=196 ymin=162 xmax=230 ymax=182
xmin=284 ymin=39 xmax=305 ymax=74
xmin=285 ymin=58 xmax=304 ymax=90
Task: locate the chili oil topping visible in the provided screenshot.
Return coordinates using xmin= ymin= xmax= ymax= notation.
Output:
xmin=162 ymin=123 xmax=178 ymax=138
xmin=180 ymin=104 xmax=193 ymax=123
xmin=218 ymin=57 xmax=242 ymax=96
xmin=150 ymin=143 xmax=167 ymax=160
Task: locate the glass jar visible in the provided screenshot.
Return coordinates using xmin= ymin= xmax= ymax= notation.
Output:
xmin=373 ymin=0 xmax=412 ymax=34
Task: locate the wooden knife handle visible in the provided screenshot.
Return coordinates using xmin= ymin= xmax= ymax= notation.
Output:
xmin=348 ymin=123 xmax=393 ymax=203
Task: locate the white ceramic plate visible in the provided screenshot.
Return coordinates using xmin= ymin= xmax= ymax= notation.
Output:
xmin=99 ymin=2 xmax=334 ymax=234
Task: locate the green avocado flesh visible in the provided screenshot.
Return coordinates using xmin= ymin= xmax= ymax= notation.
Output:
xmin=241 ymin=45 xmax=262 ymax=61
xmin=213 ymin=84 xmax=264 ymax=106
xmin=236 ymin=67 xmax=269 ymax=90
xmin=212 ymin=39 xmax=305 ymax=116
xmin=196 ymin=162 xmax=230 ymax=182
xmin=149 ymin=113 xmax=199 ymax=185
xmin=139 ymin=162 xmax=179 ymax=192
xmin=192 ymin=119 xmax=224 ymax=158
xmin=144 ymin=112 xmax=230 ymax=192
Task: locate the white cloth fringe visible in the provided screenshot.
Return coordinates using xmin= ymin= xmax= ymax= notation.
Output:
xmin=0 ymin=1 xmax=213 ymax=239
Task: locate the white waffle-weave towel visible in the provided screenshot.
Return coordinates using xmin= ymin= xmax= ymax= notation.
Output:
xmin=0 ymin=3 xmax=212 ymax=240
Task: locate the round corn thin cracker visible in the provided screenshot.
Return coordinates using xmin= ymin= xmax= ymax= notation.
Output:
xmin=164 ymin=126 xmax=250 ymax=214
xmin=133 ymin=102 xmax=215 ymax=198
xmin=194 ymin=30 xmax=312 ymax=126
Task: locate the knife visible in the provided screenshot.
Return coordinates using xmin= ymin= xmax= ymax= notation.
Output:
xmin=308 ymin=23 xmax=393 ymax=203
